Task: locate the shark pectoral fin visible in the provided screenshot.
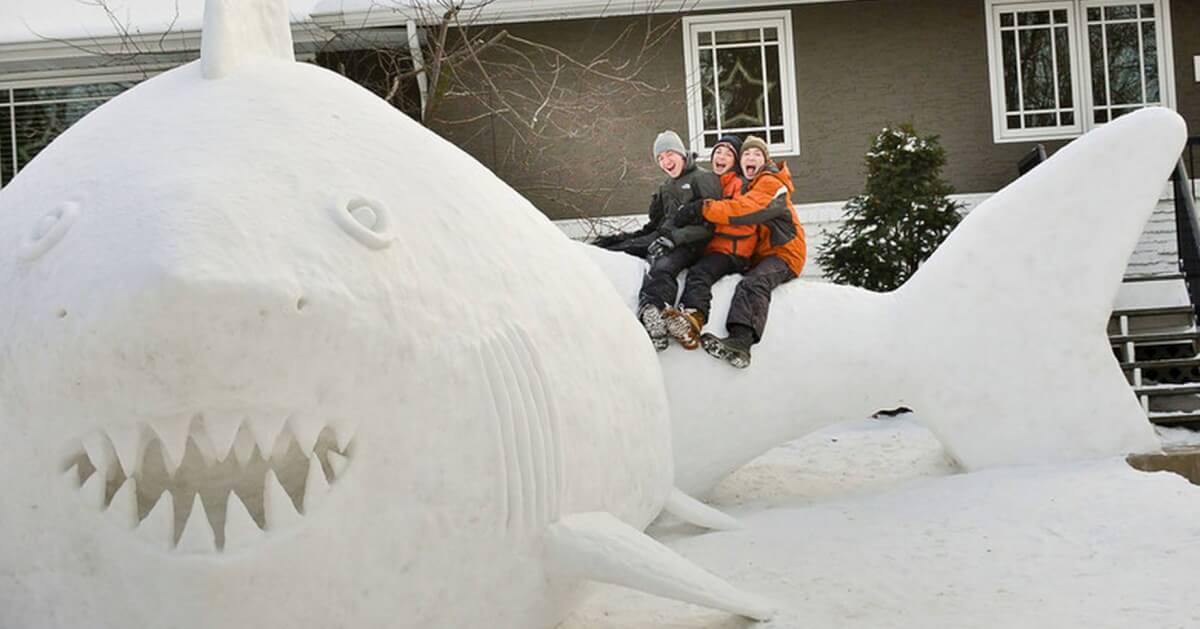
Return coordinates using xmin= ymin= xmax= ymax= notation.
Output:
xmin=663 ymin=488 xmax=743 ymax=531
xmin=544 ymin=512 xmax=775 ymax=621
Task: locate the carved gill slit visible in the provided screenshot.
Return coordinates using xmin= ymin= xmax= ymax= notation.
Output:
xmin=493 ymin=336 xmax=538 ymax=530
xmin=495 ymin=327 xmax=546 ymax=529
xmin=60 ymin=413 xmax=357 ymax=554
xmin=481 ymin=340 xmax=522 ymax=532
xmin=508 ymin=325 xmax=562 ymax=523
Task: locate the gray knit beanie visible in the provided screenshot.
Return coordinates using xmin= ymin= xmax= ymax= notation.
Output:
xmin=652 ymin=130 xmax=688 ymax=163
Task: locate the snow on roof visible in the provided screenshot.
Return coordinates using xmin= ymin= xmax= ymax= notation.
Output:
xmin=0 ymin=0 xmax=321 ymax=46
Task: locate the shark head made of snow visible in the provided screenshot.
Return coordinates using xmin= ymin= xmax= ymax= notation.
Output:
xmin=0 ymin=1 xmax=774 ymax=628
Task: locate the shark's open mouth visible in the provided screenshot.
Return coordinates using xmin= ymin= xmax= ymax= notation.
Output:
xmin=61 ymin=413 xmax=357 ymax=554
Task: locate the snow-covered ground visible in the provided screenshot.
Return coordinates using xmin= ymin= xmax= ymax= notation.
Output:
xmin=563 ymin=416 xmax=1200 ymax=629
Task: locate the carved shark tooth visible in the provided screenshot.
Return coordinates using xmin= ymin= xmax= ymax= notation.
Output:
xmin=302 ymin=452 xmax=330 ymax=513
xmin=263 ymin=469 xmax=302 ymax=531
xmin=153 ymin=418 xmax=191 ymax=476
xmin=189 ymin=417 xmax=220 ymax=467
xmin=288 ymin=414 xmax=322 ymax=455
xmin=224 ymin=492 xmax=264 ymax=551
xmin=82 ymin=431 xmax=116 ymax=480
xmin=232 ymin=424 xmax=258 ymax=466
xmin=58 ymin=438 xmax=83 ymax=473
xmin=62 ymin=463 xmax=81 ymax=489
xmin=203 ymin=412 xmax=243 ymax=462
xmin=106 ymin=478 xmax=139 ymax=529
xmin=330 ymin=417 xmax=359 ymax=452
xmin=79 ymin=470 xmax=107 ymax=508
xmin=247 ymin=415 xmax=288 ymax=457
xmin=106 ymin=424 xmax=145 ymax=478
xmin=136 ymin=492 xmax=175 ymax=551
xmin=269 ymin=426 xmax=293 ymax=462
xmin=326 ymin=450 xmax=349 ymax=480
xmin=176 ymin=494 xmax=217 ymax=554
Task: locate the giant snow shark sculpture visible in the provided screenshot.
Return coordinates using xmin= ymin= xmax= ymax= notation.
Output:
xmin=0 ymin=0 xmax=1183 ymax=626
xmin=0 ymin=1 xmax=770 ymax=627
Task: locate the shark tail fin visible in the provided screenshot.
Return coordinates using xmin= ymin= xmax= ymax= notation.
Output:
xmin=544 ymin=512 xmax=774 ymax=620
xmin=893 ymin=107 xmax=1185 ymax=469
xmin=201 ymin=0 xmax=295 ymax=80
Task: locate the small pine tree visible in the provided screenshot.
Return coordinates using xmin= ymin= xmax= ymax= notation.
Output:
xmin=817 ymin=123 xmax=964 ymax=292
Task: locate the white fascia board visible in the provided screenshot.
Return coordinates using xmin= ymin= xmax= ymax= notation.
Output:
xmin=310 ymin=0 xmax=862 ymax=30
xmin=0 ymin=24 xmax=333 ymax=64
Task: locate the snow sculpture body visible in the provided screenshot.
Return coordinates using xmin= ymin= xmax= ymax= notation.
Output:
xmin=0 ymin=1 xmax=770 ymax=627
xmin=584 ymin=107 xmax=1182 ymax=495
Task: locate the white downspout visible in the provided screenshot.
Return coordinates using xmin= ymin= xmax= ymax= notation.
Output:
xmin=406 ymin=19 xmax=429 ymax=115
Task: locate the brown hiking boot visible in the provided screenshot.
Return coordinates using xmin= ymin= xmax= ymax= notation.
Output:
xmin=664 ymin=307 xmax=705 ymax=350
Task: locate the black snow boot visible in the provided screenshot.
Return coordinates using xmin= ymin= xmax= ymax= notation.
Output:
xmin=700 ymin=325 xmax=754 ymax=368
xmin=639 ymin=304 xmax=669 ymax=351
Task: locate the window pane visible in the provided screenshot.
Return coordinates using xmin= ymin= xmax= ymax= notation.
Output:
xmin=768 ymin=129 xmax=784 ymax=144
xmin=1105 ymin=5 xmax=1138 ymax=20
xmin=1055 ymin=26 xmax=1072 ymax=107
xmin=766 ymin=44 xmax=783 ymax=126
xmin=699 ymin=32 xmax=712 ymax=45
xmin=700 ymin=48 xmax=717 ymax=130
xmin=704 ymin=133 xmax=719 ymax=149
xmin=716 ymin=46 xmax=766 ymax=128
xmin=1105 ymin=22 xmax=1142 ymax=105
xmin=1053 ymin=9 xmax=1067 ymax=24
xmin=12 ymin=82 xmax=130 ymax=103
xmin=1001 ymin=12 xmax=1015 ymax=27
xmin=13 ymin=99 xmax=104 ymax=169
xmin=1142 ymin=21 xmax=1159 ymax=102
xmin=1060 ymin=111 xmax=1074 ymax=125
xmin=1087 ymin=7 xmax=1101 ymax=21
xmin=1018 ymin=10 xmax=1050 ymax=26
xmin=1002 ymin=30 xmax=1020 ymax=112
xmin=1140 ymin=4 xmax=1155 ymax=18
xmin=764 ymin=28 xmax=778 ymax=42
xmin=1025 ymin=113 xmax=1056 ymax=128
xmin=1089 ymin=25 xmax=1107 ymax=106
xmin=1007 ymin=114 xmax=1022 ymax=129
xmin=1094 ymin=109 xmax=1109 ymax=123
xmin=1111 ymin=106 xmax=1140 ymax=120
xmin=715 ymin=29 xmax=760 ymax=45
xmin=1019 ymin=27 xmax=1056 ymax=110
xmin=0 ymin=106 xmax=10 ymax=186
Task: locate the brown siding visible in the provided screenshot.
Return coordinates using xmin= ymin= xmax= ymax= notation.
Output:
xmin=1172 ymin=0 xmax=1200 ymax=132
xmin=427 ymin=0 xmax=1200 ymax=220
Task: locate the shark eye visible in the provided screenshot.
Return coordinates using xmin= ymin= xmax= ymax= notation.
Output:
xmin=19 ymin=201 xmax=80 ymax=261
xmin=331 ymin=194 xmax=393 ymax=250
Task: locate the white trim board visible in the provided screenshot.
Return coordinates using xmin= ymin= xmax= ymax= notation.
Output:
xmin=309 ymin=0 xmax=863 ymax=30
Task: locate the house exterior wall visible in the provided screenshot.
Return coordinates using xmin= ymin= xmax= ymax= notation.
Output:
xmin=430 ymin=0 xmax=1197 ymax=220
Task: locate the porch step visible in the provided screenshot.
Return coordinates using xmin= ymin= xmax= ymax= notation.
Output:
xmin=1132 ymin=383 xmax=1200 ymax=396
xmin=1110 ymin=329 xmax=1200 ymax=345
xmin=1147 ymin=411 xmax=1200 ymax=426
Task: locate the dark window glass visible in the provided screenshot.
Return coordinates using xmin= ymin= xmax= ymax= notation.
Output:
xmin=1018 ymin=10 xmax=1050 ymax=26
xmin=1089 ymin=25 xmax=1107 ymax=106
xmin=1105 ymin=5 xmax=1138 ymax=20
xmin=0 ymin=105 xmax=11 ymax=186
xmin=1094 ymin=109 xmax=1109 ymax=123
xmin=1025 ymin=113 xmax=1057 ymax=128
xmin=1002 ymin=30 xmax=1020 ymax=111
xmin=700 ymin=48 xmax=717 ymax=129
xmin=1142 ymin=21 xmax=1159 ymax=102
xmin=769 ymin=129 xmax=784 ymax=144
xmin=764 ymin=28 xmax=778 ymax=42
xmin=716 ymin=46 xmax=766 ymax=128
xmin=1060 ymin=111 xmax=1075 ymax=126
xmin=1001 ymin=12 xmax=1015 ymax=27
xmin=1019 ymin=27 xmax=1056 ymax=110
xmin=1053 ymin=9 xmax=1068 ymax=24
xmin=698 ymin=32 xmax=712 ymax=46
xmin=1055 ymin=26 xmax=1073 ymax=107
xmin=1087 ymin=7 xmax=1102 ymax=21
xmin=1105 ymin=22 xmax=1142 ymax=105
xmin=1140 ymin=4 xmax=1155 ymax=18
xmin=715 ymin=29 xmax=760 ymax=45
xmin=766 ymin=44 xmax=783 ymax=126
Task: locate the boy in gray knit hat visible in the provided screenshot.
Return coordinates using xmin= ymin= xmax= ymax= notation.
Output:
xmin=592 ymin=130 xmax=723 ymax=350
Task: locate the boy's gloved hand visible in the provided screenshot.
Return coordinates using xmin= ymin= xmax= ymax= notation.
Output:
xmin=674 ymin=199 xmax=705 ymax=227
xmin=647 ymin=235 xmax=675 ymax=259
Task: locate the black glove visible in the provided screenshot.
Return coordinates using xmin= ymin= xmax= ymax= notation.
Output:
xmin=591 ymin=233 xmax=624 ymax=248
xmin=647 ymin=235 xmax=674 ymax=259
xmin=674 ymin=199 xmax=705 ymax=227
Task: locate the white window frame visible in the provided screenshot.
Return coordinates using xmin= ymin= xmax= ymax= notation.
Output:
xmin=681 ymin=10 xmax=801 ymax=158
xmin=985 ymin=0 xmax=1176 ymax=143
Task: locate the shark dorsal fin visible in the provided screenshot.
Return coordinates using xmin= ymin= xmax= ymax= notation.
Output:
xmin=201 ymin=0 xmax=295 ymax=79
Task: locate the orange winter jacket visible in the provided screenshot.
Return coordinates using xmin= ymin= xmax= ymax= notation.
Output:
xmin=705 ymin=171 xmax=758 ymax=258
xmin=702 ymin=162 xmax=806 ymax=276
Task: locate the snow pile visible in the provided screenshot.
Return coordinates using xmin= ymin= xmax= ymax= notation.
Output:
xmin=564 ymin=417 xmax=1200 ymax=629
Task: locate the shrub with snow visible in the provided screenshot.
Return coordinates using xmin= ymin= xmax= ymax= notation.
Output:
xmin=817 ymin=123 xmax=963 ymax=291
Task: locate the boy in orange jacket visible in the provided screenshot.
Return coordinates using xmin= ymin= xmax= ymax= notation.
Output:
xmin=672 ymin=136 xmax=806 ymax=367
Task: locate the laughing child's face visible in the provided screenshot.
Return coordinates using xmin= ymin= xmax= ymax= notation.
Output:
xmin=657 ymin=151 xmax=685 ymax=178
xmin=712 ymin=145 xmax=736 ymax=176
